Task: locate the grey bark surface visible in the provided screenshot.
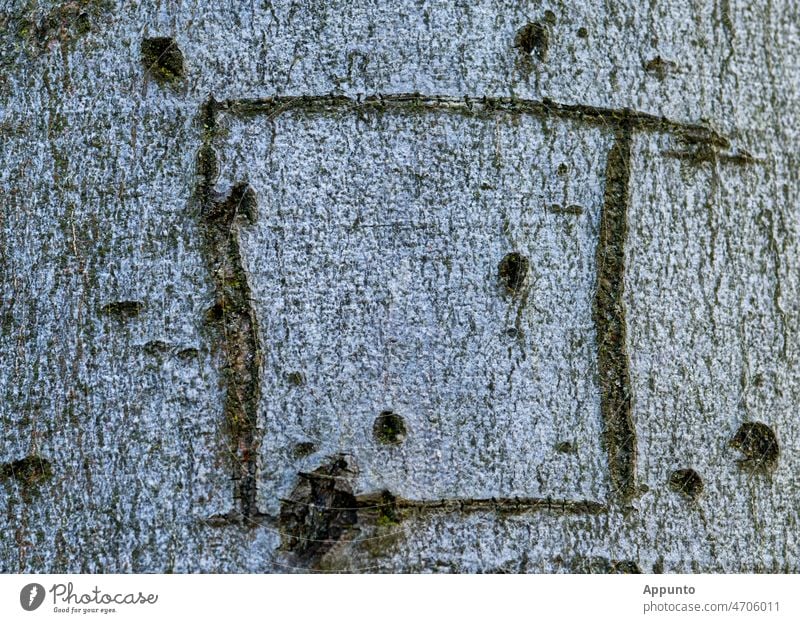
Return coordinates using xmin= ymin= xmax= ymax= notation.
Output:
xmin=0 ymin=0 xmax=798 ymax=572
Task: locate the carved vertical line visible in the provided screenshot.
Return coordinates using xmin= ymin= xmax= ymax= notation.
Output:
xmin=594 ymin=124 xmax=637 ymax=503
xmin=197 ymin=97 xmax=262 ymax=521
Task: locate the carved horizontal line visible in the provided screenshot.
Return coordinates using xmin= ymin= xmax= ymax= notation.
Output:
xmin=661 ymin=148 xmax=764 ymax=165
xmin=355 ymin=491 xmax=607 ymax=517
xmin=202 ymin=494 xmax=607 ymax=529
xmin=217 ymin=93 xmax=731 ymax=148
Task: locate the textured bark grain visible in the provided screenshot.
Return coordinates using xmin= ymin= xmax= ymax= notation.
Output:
xmin=1 ymin=0 xmax=798 ymax=572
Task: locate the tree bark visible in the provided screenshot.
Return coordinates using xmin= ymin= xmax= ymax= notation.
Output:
xmin=0 ymin=0 xmax=797 ymax=572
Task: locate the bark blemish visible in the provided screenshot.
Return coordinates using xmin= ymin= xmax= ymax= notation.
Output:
xmin=100 ymin=300 xmax=143 ymax=319
xmin=278 ymin=455 xmax=359 ymax=568
xmin=515 ymin=22 xmax=550 ymax=61
xmin=730 ymin=422 xmax=779 ymax=473
xmin=555 ymin=441 xmax=577 ymax=454
xmin=644 ymin=56 xmax=678 ymax=79
xmin=373 ymin=411 xmax=408 ymax=445
xmin=498 ymin=252 xmax=530 ymax=294
xmin=286 ymin=371 xmax=305 ymax=386
xmin=668 ymin=468 xmax=704 ymax=501
xmin=0 ymin=455 xmax=53 ymax=489
xmin=141 ymin=36 xmax=185 ymax=85
xmin=293 ymin=442 xmax=316 ymax=458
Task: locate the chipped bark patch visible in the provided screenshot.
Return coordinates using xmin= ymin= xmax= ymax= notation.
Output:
xmin=498 ymin=252 xmax=530 ymax=294
xmin=278 ymin=456 xmax=359 ymax=568
xmin=293 ymin=442 xmax=316 ymax=458
xmin=611 ymin=560 xmax=641 ymax=574
xmin=594 ymin=128 xmax=636 ymax=502
xmin=1 ymin=455 xmax=53 ymax=489
xmin=141 ymin=37 xmax=185 ymax=85
xmin=644 ymin=56 xmax=678 ymax=79
xmin=668 ymin=468 xmax=704 ymax=501
xmin=555 ymin=441 xmax=577 ymax=454
xmin=515 ymin=22 xmax=550 ymax=61
xmin=730 ymin=422 xmax=779 ymax=473
xmin=570 ymin=556 xmax=640 ymax=573
xmin=286 ymin=371 xmax=305 ymax=386
xmin=373 ymin=411 xmax=407 ymax=445
xmin=100 ymin=300 xmax=143 ymax=319
xmin=7 ymin=0 xmax=110 ymax=53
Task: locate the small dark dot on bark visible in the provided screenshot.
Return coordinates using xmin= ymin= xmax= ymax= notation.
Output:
xmin=141 ymin=36 xmax=185 ymax=84
xmin=668 ymin=468 xmax=704 ymax=500
xmin=555 ymin=441 xmax=576 ymax=454
xmin=0 ymin=454 xmax=53 ymax=488
xmin=514 ymin=22 xmax=549 ymax=61
xmin=100 ymin=300 xmax=143 ymax=320
xmin=611 ymin=560 xmax=641 ymax=574
xmin=730 ymin=422 xmax=779 ymax=472
xmin=293 ymin=442 xmax=316 ymax=458
xmin=286 ymin=371 xmax=305 ymax=386
xmin=498 ymin=252 xmax=530 ymax=294
xmin=205 ymin=301 xmax=225 ymax=323
xmin=373 ymin=411 xmax=407 ymax=445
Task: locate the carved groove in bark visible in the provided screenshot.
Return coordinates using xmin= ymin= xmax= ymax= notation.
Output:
xmin=196 ymin=92 xmax=744 ymax=521
xmin=594 ymin=126 xmax=636 ymax=502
